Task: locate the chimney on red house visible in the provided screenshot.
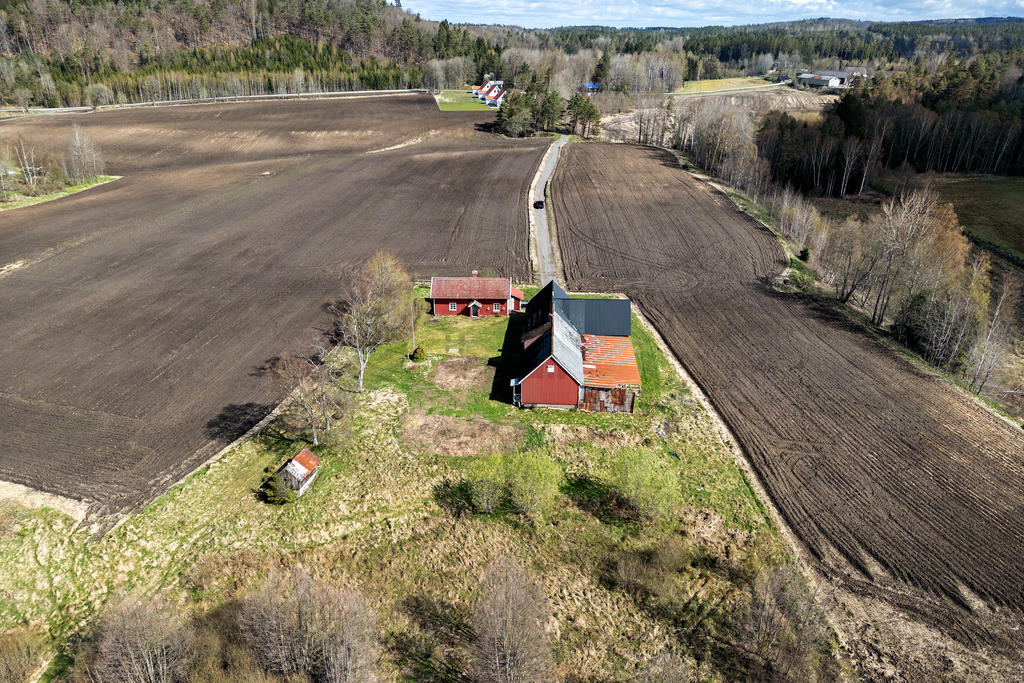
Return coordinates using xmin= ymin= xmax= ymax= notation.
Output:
xmin=471 ymin=270 xmax=478 ymax=277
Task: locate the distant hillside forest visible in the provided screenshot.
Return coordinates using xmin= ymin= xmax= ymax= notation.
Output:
xmin=0 ymin=3 xmax=1022 ymax=176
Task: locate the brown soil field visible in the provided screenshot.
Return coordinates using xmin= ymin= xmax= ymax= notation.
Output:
xmin=550 ymin=142 xmax=1024 ymax=671
xmin=0 ymin=94 xmax=546 ymax=519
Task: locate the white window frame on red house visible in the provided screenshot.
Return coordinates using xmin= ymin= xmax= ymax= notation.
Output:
xmin=493 ymin=303 xmax=501 ymax=312
xmin=449 ymin=302 xmax=457 ymax=311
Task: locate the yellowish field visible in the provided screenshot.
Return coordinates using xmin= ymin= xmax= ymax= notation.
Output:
xmin=669 ymin=76 xmax=775 ymax=95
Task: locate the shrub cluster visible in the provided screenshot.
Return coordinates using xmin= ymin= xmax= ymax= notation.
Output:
xmin=605 ymin=448 xmax=683 ymax=522
xmin=464 ymin=451 xmax=562 ymax=521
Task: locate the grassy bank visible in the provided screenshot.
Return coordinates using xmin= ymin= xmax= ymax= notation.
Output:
xmin=1 ymin=298 xmax=793 ymax=680
xmin=0 ymin=176 xmax=118 ymax=212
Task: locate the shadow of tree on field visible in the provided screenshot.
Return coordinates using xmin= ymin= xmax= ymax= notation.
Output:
xmin=385 ymin=594 xmax=472 ymax=682
xmin=205 ymin=402 xmax=275 ymax=442
xmin=432 ymin=477 xmax=473 ymax=518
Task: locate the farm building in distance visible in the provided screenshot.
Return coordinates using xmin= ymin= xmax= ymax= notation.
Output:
xmin=429 ymin=271 xmax=524 ymax=317
xmin=512 ymin=281 xmax=640 ymax=413
xmin=795 ymin=67 xmax=869 ymax=88
xmin=281 ymin=448 xmax=320 ymax=497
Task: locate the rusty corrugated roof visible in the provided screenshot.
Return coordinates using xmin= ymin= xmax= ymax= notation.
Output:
xmin=581 ymin=334 xmax=641 ymax=388
xmin=292 ymin=448 xmax=320 ymax=473
xmin=430 ymin=276 xmax=511 ymax=301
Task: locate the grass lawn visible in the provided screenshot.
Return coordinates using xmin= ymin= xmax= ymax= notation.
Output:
xmin=669 ymin=76 xmax=775 ymax=95
xmin=933 ymin=174 xmax=1024 ymax=264
xmin=0 ymin=176 xmax=118 ymax=212
xmin=1 ymin=291 xmax=783 ymax=680
xmin=434 ymin=89 xmax=494 ymax=112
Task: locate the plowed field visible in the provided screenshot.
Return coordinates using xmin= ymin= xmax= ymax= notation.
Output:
xmin=551 ymin=143 xmax=1024 ymax=655
xmin=0 ymin=94 xmax=545 ymax=517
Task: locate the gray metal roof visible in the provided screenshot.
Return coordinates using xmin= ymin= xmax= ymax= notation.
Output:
xmin=550 ymin=312 xmax=584 ymax=384
xmin=519 ymin=311 xmax=584 ymax=385
xmin=554 ymin=298 xmax=631 ymax=337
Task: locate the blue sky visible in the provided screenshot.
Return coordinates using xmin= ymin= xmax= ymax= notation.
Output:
xmin=403 ymin=0 xmax=1024 ymax=29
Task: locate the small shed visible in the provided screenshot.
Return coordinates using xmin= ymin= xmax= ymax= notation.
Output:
xmin=281 ymin=448 xmax=320 ymax=497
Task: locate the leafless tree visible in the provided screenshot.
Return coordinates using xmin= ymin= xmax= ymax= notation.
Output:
xmin=0 ymin=628 xmax=43 ymax=683
xmin=838 ymin=136 xmax=860 ymax=197
xmin=741 ymin=564 xmax=832 ymax=681
xmin=92 ymin=594 xmax=194 ymax=683
xmin=13 ymin=87 xmax=31 ymax=113
xmin=15 ymin=139 xmax=38 ymax=190
xmin=819 ymin=216 xmax=883 ymax=303
xmin=470 ymin=556 xmax=553 ymax=683
xmin=270 ymin=350 xmax=337 ymax=446
xmin=857 ymin=131 xmax=886 ymax=196
xmin=237 ymin=569 xmax=378 ymax=681
xmin=333 ymin=251 xmax=410 ymax=392
xmin=964 ymin=277 xmax=1017 ymax=393
xmin=67 ymin=124 xmax=104 ymax=184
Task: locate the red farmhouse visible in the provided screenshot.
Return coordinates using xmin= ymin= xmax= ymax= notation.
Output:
xmin=430 ymin=271 xmax=525 ymax=317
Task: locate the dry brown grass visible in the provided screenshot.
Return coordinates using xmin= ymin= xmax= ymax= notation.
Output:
xmin=401 ymin=411 xmax=523 ymax=457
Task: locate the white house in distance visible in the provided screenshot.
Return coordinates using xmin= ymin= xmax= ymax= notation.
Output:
xmin=281 ymin=448 xmax=320 ymax=497
xmin=487 ymin=87 xmax=505 ymax=107
xmin=478 ymin=80 xmax=503 ymax=100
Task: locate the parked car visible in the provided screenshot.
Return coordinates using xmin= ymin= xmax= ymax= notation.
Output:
xmin=533 ymin=200 xmax=544 ymax=209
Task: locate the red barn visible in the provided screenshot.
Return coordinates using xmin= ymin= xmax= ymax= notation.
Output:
xmin=513 ymin=313 xmax=584 ymax=407
xmin=430 ymin=271 xmax=524 ymax=317
xmin=513 ymin=281 xmax=641 ymax=412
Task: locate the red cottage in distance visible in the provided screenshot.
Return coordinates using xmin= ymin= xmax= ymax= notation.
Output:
xmin=429 ymin=271 xmax=525 ymax=317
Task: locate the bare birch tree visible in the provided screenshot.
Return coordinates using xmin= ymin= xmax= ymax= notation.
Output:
xmin=15 ymin=140 xmax=37 ymax=191
xmin=238 ymin=569 xmax=378 ymax=681
xmin=67 ymin=124 xmax=104 ymax=184
xmin=964 ymin=277 xmax=1017 ymax=393
xmin=334 ymin=251 xmax=410 ymax=392
xmin=93 ymin=594 xmax=193 ymax=683
xmin=838 ymin=136 xmax=860 ymax=197
xmin=470 ymin=556 xmax=553 ymax=683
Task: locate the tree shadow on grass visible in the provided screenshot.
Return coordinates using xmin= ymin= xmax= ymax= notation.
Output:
xmin=385 ymin=594 xmax=472 ymax=681
xmin=561 ymin=474 xmax=638 ymax=527
xmin=402 ymin=594 xmax=473 ymax=649
xmin=387 ymin=594 xmax=472 ymax=682
xmin=205 ymin=402 xmax=276 ymax=442
xmin=432 ymin=477 xmax=473 ymax=518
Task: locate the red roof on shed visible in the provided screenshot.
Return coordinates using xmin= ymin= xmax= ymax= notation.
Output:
xmin=431 ymin=276 xmax=511 ymax=301
xmin=292 ymin=448 xmax=320 ymax=472
xmin=511 ymin=287 xmax=525 ymax=300
xmin=581 ymin=334 xmax=641 ymax=388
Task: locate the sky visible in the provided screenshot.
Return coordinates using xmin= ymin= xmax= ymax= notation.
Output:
xmin=402 ymin=0 xmax=1024 ymax=29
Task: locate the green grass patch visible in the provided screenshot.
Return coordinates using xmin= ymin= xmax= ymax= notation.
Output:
xmin=434 ymin=89 xmax=494 ymax=112
xmin=933 ymin=174 xmax=1024 ymax=264
xmin=0 ymin=176 xmax=117 ymax=211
